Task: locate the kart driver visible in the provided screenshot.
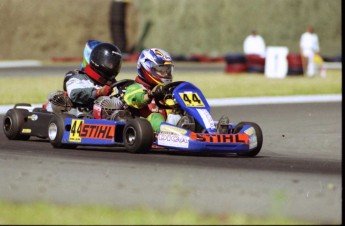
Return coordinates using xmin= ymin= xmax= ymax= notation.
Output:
xmin=63 ymin=42 xmax=123 ymax=110
xmin=123 ymin=48 xmax=230 ymax=134
xmin=123 ymin=48 xmax=177 ymax=133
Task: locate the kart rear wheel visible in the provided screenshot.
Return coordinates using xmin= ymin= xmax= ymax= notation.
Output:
xmin=234 ymin=121 xmax=263 ymax=157
xmin=48 ymin=114 xmax=77 ymax=149
xmin=123 ymin=118 xmax=154 ymax=153
xmin=3 ymin=109 xmax=30 ymax=140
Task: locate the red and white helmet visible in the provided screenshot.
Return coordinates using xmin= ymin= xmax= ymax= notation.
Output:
xmin=137 ymin=48 xmax=174 ymax=86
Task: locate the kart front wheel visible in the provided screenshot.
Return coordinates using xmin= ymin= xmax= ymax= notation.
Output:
xmin=234 ymin=121 xmax=263 ymax=157
xmin=48 ymin=114 xmax=77 ymax=149
xmin=123 ymin=118 xmax=154 ymax=153
xmin=3 ymin=109 xmax=30 ymax=140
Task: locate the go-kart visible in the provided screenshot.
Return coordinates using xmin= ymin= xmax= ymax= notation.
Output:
xmin=149 ymin=81 xmax=263 ymax=156
xmin=2 ymin=80 xmax=263 ymax=156
xmin=2 ymin=79 xmax=135 ymax=141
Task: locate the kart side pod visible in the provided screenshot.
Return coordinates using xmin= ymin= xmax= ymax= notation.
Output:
xmin=48 ymin=114 xmax=154 ymax=153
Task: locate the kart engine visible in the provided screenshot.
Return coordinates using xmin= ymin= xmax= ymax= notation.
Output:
xmin=48 ymin=91 xmax=73 ymax=113
xmin=93 ymin=96 xmax=129 ymax=120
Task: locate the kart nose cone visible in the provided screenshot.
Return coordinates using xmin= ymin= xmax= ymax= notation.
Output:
xmin=48 ymin=123 xmax=58 ymax=140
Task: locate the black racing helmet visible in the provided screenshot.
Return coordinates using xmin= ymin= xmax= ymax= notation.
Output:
xmin=89 ymin=43 xmax=122 ymax=82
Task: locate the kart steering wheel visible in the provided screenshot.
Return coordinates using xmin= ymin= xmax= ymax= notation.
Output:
xmin=109 ymin=79 xmax=135 ymax=99
xmin=154 ymin=81 xmax=185 ymax=109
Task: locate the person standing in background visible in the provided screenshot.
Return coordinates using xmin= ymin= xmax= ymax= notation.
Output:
xmin=300 ymin=26 xmax=320 ymax=77
xmin=243 ymin=30 xmax=266 ymax=58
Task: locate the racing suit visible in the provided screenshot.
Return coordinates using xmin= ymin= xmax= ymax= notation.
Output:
xmin=123 ymin=76 xmax=167 ymax=133
xmin=63 ymin=68 xmax=122 ymax=110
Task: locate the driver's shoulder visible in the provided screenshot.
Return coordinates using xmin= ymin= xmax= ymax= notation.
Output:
xmin=65 ymin=69 xmax=89 ymax=81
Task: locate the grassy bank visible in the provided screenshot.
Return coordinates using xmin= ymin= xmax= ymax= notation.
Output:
xmin=0 ymin=70 xmax=341 ymax=105
xmin=0 ymin=201 xmax=311 ymax=225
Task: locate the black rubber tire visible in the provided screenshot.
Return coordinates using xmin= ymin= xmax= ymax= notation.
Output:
xmin=233 ymin=121 xmax=263 ymax=157
xmin=123 ymin=118 xmax=154 ymax=153
xmin=3 ymin=109 xmax=30 ymax=140
xmin=48 ymin=114 xmax=77 ymax=149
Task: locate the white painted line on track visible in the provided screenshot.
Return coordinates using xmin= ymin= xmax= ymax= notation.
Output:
xmin=207 ymin=94 xmax=342 ymax=106
xmin=0 ymin=104 xmax=43 ymax=115
xmin=0 ymin=60 xmax=42 ymax=68
xmin=0 ymin=94 xmax=341 ymax=114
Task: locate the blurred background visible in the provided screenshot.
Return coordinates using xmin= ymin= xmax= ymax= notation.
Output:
xmin=0 ymin=0 xmax=341 ymax=61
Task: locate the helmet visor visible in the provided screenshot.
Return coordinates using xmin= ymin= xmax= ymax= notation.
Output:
xmin=152 ymin=64 xmax=173 ymax=79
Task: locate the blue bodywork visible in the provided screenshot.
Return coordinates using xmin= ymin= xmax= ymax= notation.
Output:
xmin=58 ymin=82 xmax=259 ymax=154
xmin=60 ymin=117 xmax=126 ymax=146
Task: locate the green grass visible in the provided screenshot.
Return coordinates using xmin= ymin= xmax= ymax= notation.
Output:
xmin=0 ymin=70 xmax=341 ymax=105
xmin=0 ymin=201 xmax=311 ymax=225
xmin=178 ymin=70 xmax=341 ymax=98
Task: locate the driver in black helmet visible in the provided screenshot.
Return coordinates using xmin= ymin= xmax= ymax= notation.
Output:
xmin=63 ymin=42 xmax=123 ymax=109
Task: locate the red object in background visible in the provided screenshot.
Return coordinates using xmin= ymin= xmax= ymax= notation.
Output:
xmin=245 ymin=54 xmax=265 ymax=65
xmin=246 ymin=54 xmax=266 ymax=73
xmin=245 ymin=54 xmax=265 ymax=73
xmin=225 ymin=63 xmax=247 ymax=74
xmin=287 ymin=54 xmax=303 ymax=67
xmin=209 ymin=56 xmax=225 ymax=63
xmin=51 ymin=57 xmax=83 ymax=62
xmin=287 ymin=53 xmax=304 ymax=75
xmin=189 ymin=54 xmax=212 ymax=62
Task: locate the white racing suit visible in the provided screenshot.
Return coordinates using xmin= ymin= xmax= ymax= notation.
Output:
xmin=63 ymin=70 xmax=123 ymax=111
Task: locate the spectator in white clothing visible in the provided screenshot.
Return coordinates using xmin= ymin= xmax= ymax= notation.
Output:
xmin=300 ymin=26 xmax=320 ymax=77
xmin=243 ymin=30 xmax=266 ymax=58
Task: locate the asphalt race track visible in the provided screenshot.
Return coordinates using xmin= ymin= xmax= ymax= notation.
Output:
xmin=0 ymin=101 xmax=341 ymax=224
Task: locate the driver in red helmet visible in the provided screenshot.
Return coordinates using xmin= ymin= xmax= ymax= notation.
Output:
xmin=63 ymin=42 xmax=123 ymax=110
xmin=123 ymin=48 xmax=175 ymax=133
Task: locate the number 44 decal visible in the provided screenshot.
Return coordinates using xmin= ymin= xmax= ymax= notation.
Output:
xmin=179 ymin=92 xmax=205 ymax=107
xmin=69 ymin=119 xmax=83 ymax=142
